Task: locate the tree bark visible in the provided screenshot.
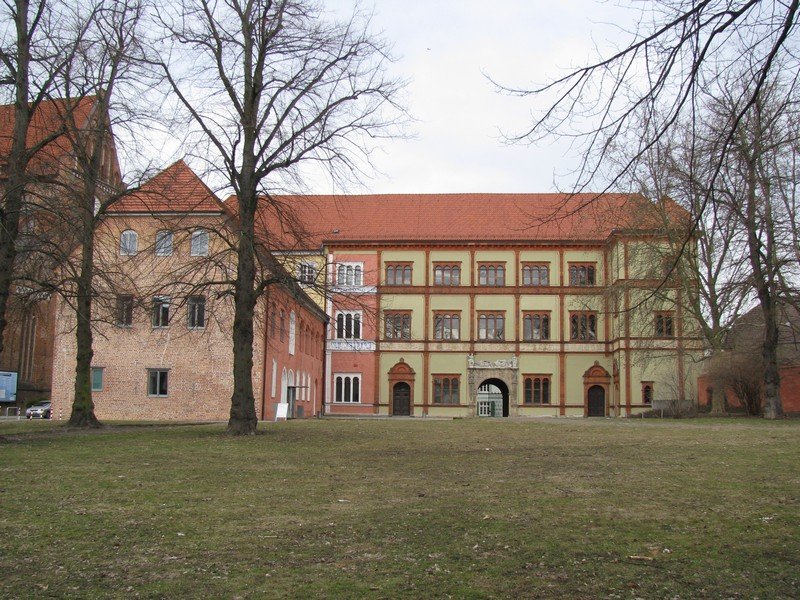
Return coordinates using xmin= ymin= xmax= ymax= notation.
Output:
xmin=67 ymin=184 xmax=100 ymax=428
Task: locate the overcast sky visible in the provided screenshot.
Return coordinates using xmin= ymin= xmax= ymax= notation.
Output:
xmin=311 ymin=0 xmax=640 ymax=194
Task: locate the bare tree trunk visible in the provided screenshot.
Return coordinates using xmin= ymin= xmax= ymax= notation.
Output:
xmin=227 ymin=168 xmax=258 ymax=434
xmin=709 ymin=384 xmax=727 ymax=415
xmin=0 ymin=0 xmax=32 ymax=356
xmin=68 ymin=202 xmax=100 ymax=428
xmin=759 ymin=295 xmax=783 ymax=419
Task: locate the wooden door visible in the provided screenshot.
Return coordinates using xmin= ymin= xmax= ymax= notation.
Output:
xmin=392 ymin=382 xmax=411 ymax=416
xmin=587 ymin=385 xmax=605 ymax=417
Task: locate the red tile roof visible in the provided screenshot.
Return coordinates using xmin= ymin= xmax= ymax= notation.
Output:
xmin=111 ymin=160 xmax=224 ymax=213
xmin=0 ymin=96 xmax=96 ymax=172
xmin=234 ymin=193 xmax=689 ymax=248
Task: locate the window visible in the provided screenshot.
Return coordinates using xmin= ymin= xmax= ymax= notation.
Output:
xmin=478 ymin=312 xmax=505 ymax=341
xmin=335 ymin=311 xmax=362 ymax=339
xmin=279 ymin=310 xmax=286 ymax=341
xmin=298 ymin=263 xmax=316 ymax=284
xmin=523 ymin=375 xmax=551 ymax=404
xmin=147 ymin=369 xmax=169 ymax=397
xmin=655 ymin=312 xmax=675 ymax=338
xmin=269 ymin=306 xmax=276 ymax=338
xmin=91 ymin=367 xmax=104 ymax=392
xmin=522 ymin=312 xmax=550 ymax=341
xmin=336 ymin=263 xmax=363 ymax=286
xmin=569 ymin=263 xmax=596 ymax=286
xmin=187 ymin=295 xmax=206 ymax=329
xmin=155 ymin=230 xmax=173 ymax=256
xmin=433 ymin=263 xmax=461 ymax=286
xmin=289 ymin=311 xmax=296 ymax=355
xmin=433 ymin=312 xmax=461 ymax=340
xmin=152 ymin=296 xmax=170 ymax=327
xmin=384 ymin=311 xmax=411 ymax=340
xmin=190 ymin=230 xmax=209 ymax=256
xmin=386 ymin=263 xmax=412 ymax=285
xmin=522 ymin=263 xmax=549 ymax=286
xmin=642 ymin=382 xmax=654 ymax=405
xmin=120 ymin=229 xmax=138 ymax=255
xmin=116 ymin=295 xmax=133 ymax=327
xmin=433 ymin=375 xmax=460 ymax=404
xmin=271 ymin=359 xmax=277 ymax=398
xmin=334 ymin=374 xmax=361 ymax=403
xmin=569 ymin=311 xmax=597 ymax=341
xmin=478 ymin=263 xmax=505 ymax=286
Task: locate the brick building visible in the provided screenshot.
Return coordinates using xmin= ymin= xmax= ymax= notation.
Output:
xmin=50 ymin=161 xmax=326 ymax=421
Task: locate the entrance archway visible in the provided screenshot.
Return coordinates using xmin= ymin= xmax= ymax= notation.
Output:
xmin=388 ymin=359 xmax=415 ymax=416
xmin=477 ymin=378 xmax=509 ymax=417
xmin=583 ymin=361 xmax=611 ymax=417
xmin=392 ymin=382 xmax=411 ymax=416
xmin=587 ymin=385 xmax=605 ymax=417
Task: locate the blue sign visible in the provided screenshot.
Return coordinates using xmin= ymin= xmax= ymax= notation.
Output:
xmin=0 ymin=371 xmax=18 ymax=403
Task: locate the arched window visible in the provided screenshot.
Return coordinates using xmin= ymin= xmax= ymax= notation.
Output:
xmin=643 ymin=384 xmax=653 ymax=405
xmin=155 ymin=230 xmax=173 ymax=256
xmin=289 ymin=311 xmax=296 ymax=355
xmin=190 ymin=230 xmax=209 ymax=256
xmin=120 ymin=230 xmax=138 ymax=255
xmin=279 ymin=310 xmax=286 ymax=341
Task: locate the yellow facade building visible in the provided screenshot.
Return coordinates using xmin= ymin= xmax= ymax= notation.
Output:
xmin=272 ymin=192 xmax=704 ymax=418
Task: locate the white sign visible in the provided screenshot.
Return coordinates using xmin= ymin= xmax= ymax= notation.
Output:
xmin=275 ymin=403 xmax=289 ymax=421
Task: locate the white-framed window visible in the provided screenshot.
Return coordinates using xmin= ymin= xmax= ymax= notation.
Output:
xmin=190 ymin=230 xmax=209 ymax=256
xmin=120 ymin=229 xmax=138 ymax=255
xmin=155 ymin=230 xmax=173 ymax=256
xmin=271 ymin=359 xmax=278 ymax=398
xmin=147 ymin=369 xmax=169 ymax=397
xmin=298 ymin=263 xmax=316 ymax=284
xmin=152 ymin=296 xmax=170 ymax=328
xmin=335 ymin=310 xmax=362 ymax=339
xmin=336 ymin=262 xmax=363 ymax=286
xmin=334 ymin=373 xmax=361 ymax=403
xmin=187 ymin=295 xmax=206 ymax=329
xmin=289 ymin=311 xmax=296 ymax=355
xmin=91 ymin=367 xmax=104 ymax=392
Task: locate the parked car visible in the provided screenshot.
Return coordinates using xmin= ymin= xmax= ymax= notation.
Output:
xmin=25 ymin=402 xmax=51 ymax=419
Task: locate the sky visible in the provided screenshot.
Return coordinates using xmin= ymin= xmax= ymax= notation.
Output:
xmin=310 ymin=0 xmax=641 ymax=194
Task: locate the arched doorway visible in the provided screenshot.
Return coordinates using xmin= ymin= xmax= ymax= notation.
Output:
xmin=587 ymin=385 xmax=605 ymax=417
xmin=583 ymin=361 xmax=611 ymax=417
xmin=392 ymin=382 xmax=411 ymax=416
xmin=477 ymin=378 xmax=509 ymax=417
xmin=388 ymin=359 xmax=415 ymax=416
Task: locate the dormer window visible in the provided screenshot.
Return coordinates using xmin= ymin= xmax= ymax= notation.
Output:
xmin=120 ymin=230 xmax=138 ymax=255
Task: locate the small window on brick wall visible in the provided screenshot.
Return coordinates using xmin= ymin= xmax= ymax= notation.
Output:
xmin=152 ymin=296 xmax=170 ymax=328
xmin=334 ymin=374 xmax=360 ymax=403
xmin=523 ymin=375 xmax=551 ymax=404
xmin=336 ymin=311 xmax=362 ymax=339
xmin=147 ymin=369 xmax=169 ymax=397
xmin=116 ymin=295 xmax=133 ymax=327
xmin=433 ymin=375 xmax=460 ymax=404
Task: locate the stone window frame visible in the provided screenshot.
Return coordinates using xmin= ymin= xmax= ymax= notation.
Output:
xmin=523 ymin=374 xmax=551 ymax=405
xmin=432 ymin=374 xmax=461 ymax=404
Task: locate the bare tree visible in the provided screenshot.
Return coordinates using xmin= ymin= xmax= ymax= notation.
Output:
xmin=156 ymin=0 xmax=405 ymax=434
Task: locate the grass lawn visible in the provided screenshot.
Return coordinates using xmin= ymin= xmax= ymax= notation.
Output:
xmin=1 ymin=418 xmax=798 ymax=599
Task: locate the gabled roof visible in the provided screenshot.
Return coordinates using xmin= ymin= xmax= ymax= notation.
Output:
xmin=232 ymin=192 xmax=690 ymax=249
xmin=0 ymin=96 xmax=97 ymax=171
xmin=111 ymin=160 xmax=224 ymax=213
